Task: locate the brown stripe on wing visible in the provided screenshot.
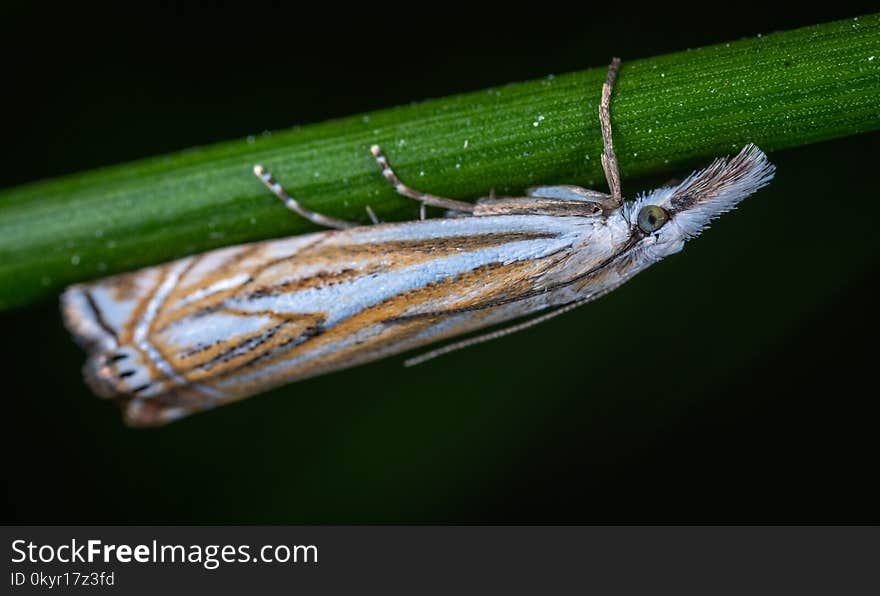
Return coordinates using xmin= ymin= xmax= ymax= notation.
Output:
xmin=105 ymin=271 xmax=148 ymax=302
xmin=66 ymin=265 xmax=165 ymax=346
xmin=391 ymin=237 xmax=644 ymax=323
xmin=156 ymin=310 xmax=299 ymax=363
xmin=206 ymin=254 xmax=566 ymax=389
xmin=142 ymin=229 xmax=563 ymax=391
xmin=154 ymin=249 xmax=260 ymax=331
xmin=101 ymin=261 xmax=196 ymax=384
xmin=241 ymin=266 xmax=375 ymax=300
xmin=117 ymin=263 xmax=180 ymax=346
xmin=174 ymin=244 xmax=262 ymax=295
xmin=152 ymin=232 xmax=552 ymax=334
xmin=265 ymin=231 xmax=561 ymax=273
xmin=83 ymin=289 xmax=119 ymax=343
xmin=231 ymin=232 xmax=557 ymax=294
xmin=153 ymin=238 xmax=327 ymax=332
xmin=383 ymin=252 xmax=574 ymax=324
xmin=152 ymin=266 xmax=365 ymax=334
xmin=160 ymin=313 xmax=327 ymax=383
xmin=201 ymin=320 xmax=327 ymax=382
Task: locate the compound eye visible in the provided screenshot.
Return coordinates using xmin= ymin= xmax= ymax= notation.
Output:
xmin=637 ymin=205 xmax=669 ymax=233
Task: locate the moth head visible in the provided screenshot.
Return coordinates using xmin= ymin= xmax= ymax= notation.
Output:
xmin=622 ymin=144 xmax=775 ymax=259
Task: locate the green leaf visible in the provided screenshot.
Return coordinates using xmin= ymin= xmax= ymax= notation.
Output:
xmin=1 ymin=14 xmax=878 ymax=310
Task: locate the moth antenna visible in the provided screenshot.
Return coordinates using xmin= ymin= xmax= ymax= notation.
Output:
xmin=253 ymin=164 xmax=358 ymax=230
xmin=599 ymin=57 xmax=623 ymax=205
xmin=369 ymin=145 xmax=476 ymax=213
xmin=404 ymin=298 xmax=591 ymax=367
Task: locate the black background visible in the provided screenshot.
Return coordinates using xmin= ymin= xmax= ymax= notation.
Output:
xmin=2 ymin=3 xmax=878 ymax=523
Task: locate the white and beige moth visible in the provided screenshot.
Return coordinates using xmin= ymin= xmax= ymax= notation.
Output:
xmin=61 ymin=59 xmax=775 ymax=426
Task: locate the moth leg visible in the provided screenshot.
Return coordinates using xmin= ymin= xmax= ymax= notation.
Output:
xmin=404 ymin=298 xmax=592 ymax=367
xmin=599 ymin=57 xmax=623 ymax=205
xmin=370 ymin=144 xmax=475 ymax=213
xmin=253 ymin=165 xmax=358 ymax=230
xmin=365 ymin=205 xmax=380 ymax=225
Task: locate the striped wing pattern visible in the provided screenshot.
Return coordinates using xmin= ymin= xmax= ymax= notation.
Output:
xmin=62 ymin=214 xmax=597 ymax=424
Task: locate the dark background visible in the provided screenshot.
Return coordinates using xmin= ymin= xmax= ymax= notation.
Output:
xmin=2 ymin=4 xmax=878 ymax=522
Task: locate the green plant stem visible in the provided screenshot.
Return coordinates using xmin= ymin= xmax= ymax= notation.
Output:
xmin=1 ymin=15 xmax=878 ymax=310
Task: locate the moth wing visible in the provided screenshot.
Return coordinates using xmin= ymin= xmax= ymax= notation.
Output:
xmin=61 ymin=243 xmax=259 ymax=351
xmin=62 ymin=264 xmax=168 ymax=352
xmin=62 ymin=215 xmax=592 ymax=425
xmin=60 ymin=239 xmax=320 ymax=423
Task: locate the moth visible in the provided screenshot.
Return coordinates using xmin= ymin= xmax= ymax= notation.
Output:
xmin=61 ymin=59 xmax=775 ymax=426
